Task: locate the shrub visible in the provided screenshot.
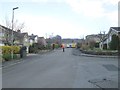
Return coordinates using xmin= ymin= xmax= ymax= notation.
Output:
xmin=81 ymin=44 xmax=89 ymax=50
xmin=109 ymin=35 xmax=119 ymax=50
xmin=11 ymin=46 xmax=20 ymax=54
xmin=46 ymin=44 xmax=52 ymax=49
xmin=1 ymin=46 xmax=20 ymax=54
xmin=77 ymin=42 xmax=82 ymax=48
xmin=2 ymin=54 xmax=18 ymax=61
xmin=0 ymin=46 xmax=20 ymax=61
xmin=89 ymin=40 xmax=96 ymax=49
xmin=1 ymin=46 xmax=11 ymax=54
xmin=55 ymin=44 xmax=60 ymax=48
xmin=95 ymin=42 xmax=99 ymax=48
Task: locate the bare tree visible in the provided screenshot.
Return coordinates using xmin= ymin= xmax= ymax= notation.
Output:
xmin=13 ymin=20 xmax=25 ymax=31
xmin=5 ymin=16 xmax=25 ymax=31
xmin=4 ymin=17 xmax=25 ymax=45
xmin=5 ymin=16 xmax=11 ymax=29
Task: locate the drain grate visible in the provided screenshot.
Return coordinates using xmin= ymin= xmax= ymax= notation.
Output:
xmin=102 ymin=64 xmax=119 ymax=71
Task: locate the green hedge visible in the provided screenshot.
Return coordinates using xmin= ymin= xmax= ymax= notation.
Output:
xmin=2 ymin=54 xmax=19 ymax=61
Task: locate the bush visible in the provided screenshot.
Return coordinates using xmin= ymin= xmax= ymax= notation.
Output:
xmin=76 ymin=42 xmax=82 ymax=48
xmin=1 ymin=46 xmax=11 ymax=54
xmin=109 ymin=35 xmax=119 ymax=50
xmin=1 ymin=46 xmax=20 ymax=54
xmin=80 ymin=49 xmax=118 ymax=56
xmin=55 ymin=44 xmax=60 ymax=48
xmin=0 ymin=46 xmax=20 ymax=61
xmin=29 ymin=43 xmax=52 ymax=53
xmin=95 ymin=42 xmax=99 ymax=48
xmin=2 ymin=54 xmax=18 ymax=61
xmin=89 ymin=40 xmax=96 ymax=49
xmin=46 ymin=44 xmax=52 ymax=49
xmin=29 ymin=45 xmax=34 ymax=53
xmin=81 ymin=44 xmax=89 ymax=50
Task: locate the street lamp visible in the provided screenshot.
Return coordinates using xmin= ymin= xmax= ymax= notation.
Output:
xmin=11 ymin=7 xmax=19 ymax=60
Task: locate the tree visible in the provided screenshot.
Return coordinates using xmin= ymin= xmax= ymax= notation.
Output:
xmin=89 ymin=40 xmax=96 ymax=50
xmin=76 ymin=42 xmax=82 ymax=48
xmin=5 ymin=16 xmax=25 ymax=31
xmin=109 ymin=34 xmax=119 ymax=50
xmin=4 ymin=17 xmax=25 ymax=45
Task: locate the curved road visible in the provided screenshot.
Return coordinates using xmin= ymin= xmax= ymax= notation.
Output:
xmin=2 ymin=48 xmax=118 ymax=88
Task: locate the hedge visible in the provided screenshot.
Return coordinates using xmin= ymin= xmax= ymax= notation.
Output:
xmin=2 ymin=54 xmax=19 ymax=61
xmin=80 ymin=49 xmax=118 ymax=56
xmin=0 ymin=46 xmax=20 ymax=61
xmin=0 ymin=46 xmax=20 ymax=54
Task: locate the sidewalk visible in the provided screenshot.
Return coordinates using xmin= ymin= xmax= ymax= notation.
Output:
xmin=72 ymin=49 xmax=118 ymax=58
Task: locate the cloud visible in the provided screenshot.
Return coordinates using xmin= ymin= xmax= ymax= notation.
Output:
xmin=0 ymin=0 xmax=48 ymax=2
xmin=66 ymin=0 xmax=104 ymax=17
xmin=65 ymin=0 xmax=118 ymax=26
xmin=17 ymin=15 xmax=89 ymax=38
xmin=65 ymin=0 xmax=118 ymax=18
xmin=102 ymin=0 xmax=119 ymax=5
xmin=1 ymin=0 xmax=118 ymax=38
xmin=105 ymin=10 xmax=118 ymax=26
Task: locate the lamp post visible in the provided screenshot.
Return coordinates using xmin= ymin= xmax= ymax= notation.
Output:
xmin=11 ymin=7 xmax=19 ymax=60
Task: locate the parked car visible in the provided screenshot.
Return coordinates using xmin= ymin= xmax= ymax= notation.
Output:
xmin=66 ymin=44 xmax=70 ymax=48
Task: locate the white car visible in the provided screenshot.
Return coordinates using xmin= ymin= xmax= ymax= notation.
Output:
xmin=66 ymin=44 xmax=72 ymax=48
xmin=66 ymin=44 xmax=69 ymax=48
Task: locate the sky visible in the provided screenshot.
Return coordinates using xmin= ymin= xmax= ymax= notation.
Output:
xmin=0 ymin=0 xmax=119 ymax=39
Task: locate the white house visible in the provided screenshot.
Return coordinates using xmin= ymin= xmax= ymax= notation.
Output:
xmin=29 ymin=34 xmax=38 ymax=45
xmin=99 ymin=27 xmax=120 ymax=50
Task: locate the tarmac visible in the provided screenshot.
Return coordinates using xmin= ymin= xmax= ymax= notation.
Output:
xmin=2 ymin=49 xmax=118 ymax=90
xmin=2 ymin=48 xmax=119 ymax=68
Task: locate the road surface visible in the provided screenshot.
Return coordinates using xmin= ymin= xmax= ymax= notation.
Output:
xmin=2 ymin=48 xmax=118 ymax=88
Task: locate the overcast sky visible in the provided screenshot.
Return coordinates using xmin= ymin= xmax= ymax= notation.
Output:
xmin=0 ymin=0 xmax=119 ymax=39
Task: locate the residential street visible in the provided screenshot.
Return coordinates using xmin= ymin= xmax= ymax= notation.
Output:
xmin=2 ymin=48 xmax=118 ymax=88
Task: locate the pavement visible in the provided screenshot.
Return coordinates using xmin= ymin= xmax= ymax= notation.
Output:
xmin=2 ymin=48 xmax=119 ymax=88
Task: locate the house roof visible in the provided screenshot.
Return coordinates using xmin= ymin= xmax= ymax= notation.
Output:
xmin=29 ymin=34 xmax=38 ymax=40
xmin=38 ymin=37 xmax=44 ymax=39
xmin=110 ymin=27 xmax=120 ymax=32
xmin=0 ymin=24 xmax=13 ymax=32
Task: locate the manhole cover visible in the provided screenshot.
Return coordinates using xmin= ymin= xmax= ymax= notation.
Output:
xmin=102 ymin=64 xmax=119 ymax=71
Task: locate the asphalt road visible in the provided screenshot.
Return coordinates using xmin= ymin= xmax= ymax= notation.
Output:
xmin=2 ymin=48 xmax=118 ymax=88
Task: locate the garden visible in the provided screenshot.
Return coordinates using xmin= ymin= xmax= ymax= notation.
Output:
xmin=76 ymin=37 xmax=119 ymax=56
